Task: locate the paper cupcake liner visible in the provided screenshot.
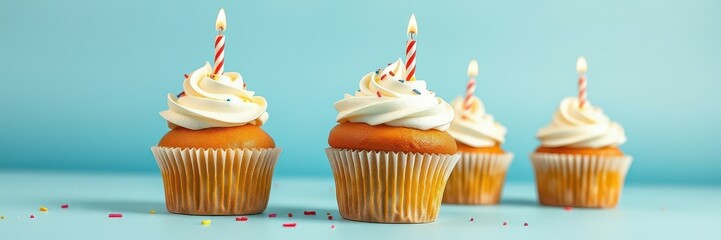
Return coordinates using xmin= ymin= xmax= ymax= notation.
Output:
xmin=442 ymin=152 xmax=514 ymax=204
xmin=151 ymin=146 xmax=281 ymax=215
xmin=326 ymin=148 xmax=460 ymax=223
xmin=530 ymin=153 xmax=632 ymax=208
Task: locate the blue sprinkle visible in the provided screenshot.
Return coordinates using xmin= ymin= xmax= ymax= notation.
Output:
xmin=398 ymin=79 xmax=405 ymax=83
xmin=226 ymin=98 xmax=231 ymax=102
xmin=375 ymin=70 xmax=380 ymax=74
xmin=412 ymin=89 xmax=421 ymax=95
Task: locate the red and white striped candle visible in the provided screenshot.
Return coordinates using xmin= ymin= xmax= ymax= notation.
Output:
xmin=576 ymin=56 xmax=588 ymax=108
xmin=213 ymin=9 xmax=227 ymax=76
xmin=405 ymin=14 xmax=417 ymax=81
xmin=464 ymin=60 xmax=479 ymax=111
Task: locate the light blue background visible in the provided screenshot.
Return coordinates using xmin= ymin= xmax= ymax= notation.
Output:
xmin=1 ymin=0 xmax=719 ymax=185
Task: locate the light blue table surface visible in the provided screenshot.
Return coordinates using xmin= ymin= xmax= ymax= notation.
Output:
xmin=0 ymin=171 xmax=718 ymax=239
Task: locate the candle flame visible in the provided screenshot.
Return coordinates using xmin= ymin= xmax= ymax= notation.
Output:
xmin=576 ymin=56 xmax=587 ymax=74
xmin=216 ymin=9 xmax=227 ymax=32
xmin=407 ymin=14 xmax=418 ymax=37
xmin=467 ymin=60 xmax=478 ymax=77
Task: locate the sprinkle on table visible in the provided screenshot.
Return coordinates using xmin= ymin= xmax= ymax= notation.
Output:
xmin=108 ymin=213 xmax=123 ymax=218
xmin=236 ymin=216 xmax=248 ymax=221
xmin=149 ymin=210 xmax=156 ymax=214
xmin=201 ymin=220 xmax=211 ymax=226
xmin=1 ymin=216 xmax=4 ymax=220
xmin=268 ymin=213 xmax=277 ymax=218
xmin=303 ymin=211 xmax=316 ymax=216
xmin=326 ymin=212 xmax=331 ymax=216
xmin=470 ymin=217 xmax=474 ymax=222
xmin=30 ymin=214 xmax=35 ymax=219
xmin=288 ymin=213 xmax=293 ymax=217
xmin=564 ymin=206 xmax=573 ymax=211
xmin=524 ymin=222 xmax=529 ymax=227
xmin=39 ymin=207 xmax=48 ymax=212
xmin=282 ymin=223 xmax=297 ymax=228
xmin=61 ymin=204 xmax=69 ymax=209
xmin=331 ymin=224 xmax=335 ymax=229
xmin=502 ymin=221 xmax=508 ymax=226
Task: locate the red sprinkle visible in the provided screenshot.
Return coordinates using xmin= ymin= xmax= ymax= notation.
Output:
xmin=388 ymin=71 xmax=395 ymax=77
xmin=524 ymin=222 xmax=529 ymax=227
xmin=283 ymin=223 xmax=297 ymax=227
xmin=376 ymin=91 xmax=381 ymax=97
xmin=288 ymin=213 xmax=293 ymax=217
xmin=470 ymin=217 xmax=474 ymax=222
xmin=109 ymin=213 xmax=123 ymax=218
xmin=268 ymin=213 xmax=277 ymax=218
xmin=30 ymin=214 xmax=35 ymax=219
xmin=502 ymin=221 xmax=508 ymax=226
xmin=304 ymin=211 xmax=316 ymax=216
xmin=380 ymin=74 xmax=387 ymax=80
xmin=564 ymin=206 xmax=573 ymax=211
xmin=331 ymin=224 xmax=335 ymax=229
xmin=61 ymin=204 xmax=69 ymax=209
xmin=327 ymin=215 xmax=333 ymax=220
xmin=236 ymin=216 xmax=248 ymax=221
xmin=184 ymin=74 xmax=189 ymax=79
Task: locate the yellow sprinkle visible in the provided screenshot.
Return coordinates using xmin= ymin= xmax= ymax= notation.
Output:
xmin=149 ymin=210 xmax=156 ymax=214
xmin=39 ymin=207 xmax=48 ymax=212
xmin=201 ymin=220 xmax=211 ymax=225
xmin=1 ymin=216 xmax=5 ymax=219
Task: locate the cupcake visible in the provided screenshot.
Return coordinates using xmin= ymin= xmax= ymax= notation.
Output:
xmin=151 ymin=63 xmax=281 ymax=215
xmin=326 ymin=59 xmax=459 ymax=223
xmin=443 ymin=94 xmax=513 ymax=204
xmin=531 ymin=97 xmax=631 ymax=208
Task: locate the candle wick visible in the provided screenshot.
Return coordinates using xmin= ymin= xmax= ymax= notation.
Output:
xmin=409 ymin=32 xmax=415 ymax=40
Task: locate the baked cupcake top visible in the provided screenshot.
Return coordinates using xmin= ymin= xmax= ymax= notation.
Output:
xmin=334 ymin=59 xmax=454 ymax=131
xmin=160 ymin=62 xmax=269 ymax=130
xmin=447 ymin=96 xmax=506 ymax=148
xmin=537 ymin=97 xmax=626 ymax=148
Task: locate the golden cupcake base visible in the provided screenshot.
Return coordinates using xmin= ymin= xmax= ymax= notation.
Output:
xmin=151 ymin=147 xmax=281 ymax=215
xmin=443 ymin=152 xmax=513 ymax=204
xmin=326 ymin=148 xmax=460 ymax=223
xmin=530 ymin=153 xmax=632 ymax=208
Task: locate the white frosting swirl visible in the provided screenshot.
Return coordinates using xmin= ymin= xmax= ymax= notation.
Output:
xmin=160 ymin=62 xmax=269 ymax=130
xmin=537 ymin=97 xmax=627 ymax=148
xmin=334 ymin=59 xmax=454 ymax=131
xmin=447 ymin=96 xmax=507 ymax=147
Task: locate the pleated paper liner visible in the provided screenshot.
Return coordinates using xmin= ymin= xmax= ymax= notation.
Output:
xmin=442 ymin=152 xmax=514 ymax=204
xmin=530 ymin=153 xmax=632 ymax=208
xmin=326 ymin=148 xmax=460 ymax=223
xmin=151 ymin=147 xmax=281 ymax=215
